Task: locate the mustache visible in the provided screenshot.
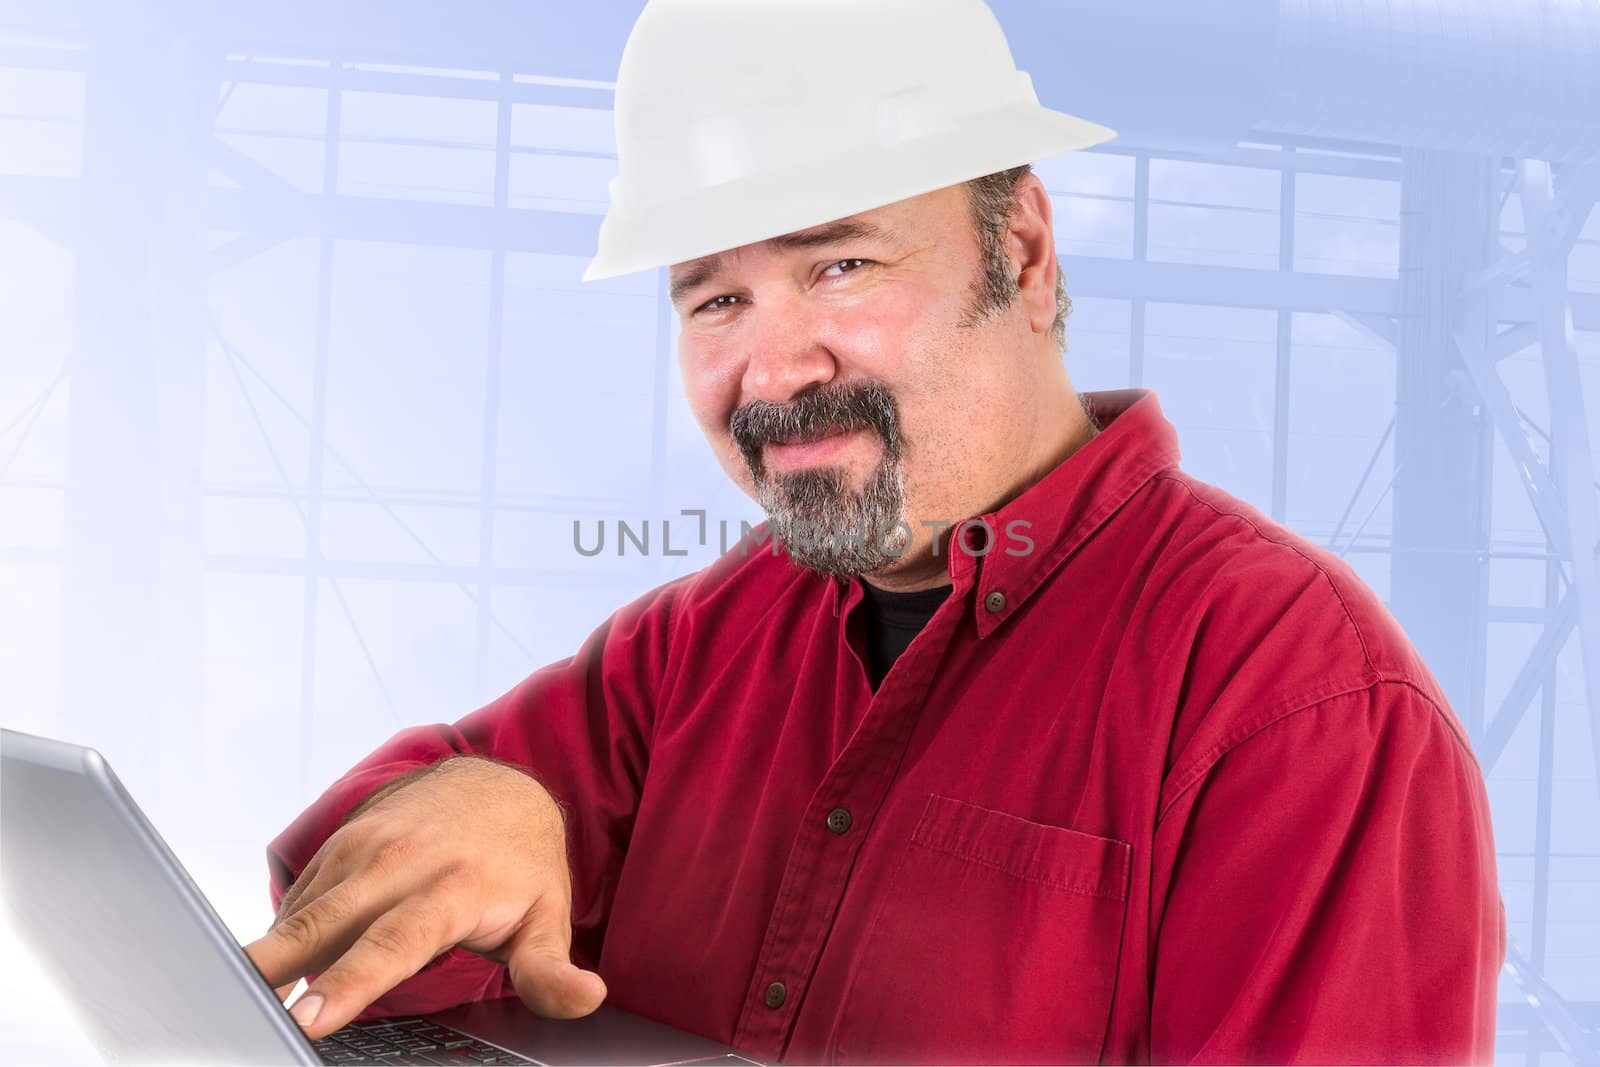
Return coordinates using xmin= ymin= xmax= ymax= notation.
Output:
xmin=728 ymin=382 xmax=901 ymax=473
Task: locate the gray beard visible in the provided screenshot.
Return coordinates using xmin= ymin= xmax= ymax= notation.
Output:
xmin=755 ymin=452 xmax=910 ymax=577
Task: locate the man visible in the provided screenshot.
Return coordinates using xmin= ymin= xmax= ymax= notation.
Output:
xmin=245 ymin=1 xmax=1506 ymax=1064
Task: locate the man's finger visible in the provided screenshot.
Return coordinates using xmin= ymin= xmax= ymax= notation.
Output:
xmin=245 ymin=876 xmax=389 ymax=990
xmin=276 ymin=851 xmax=349 ymax=932
xmin=504 ymin=922 xmax=607 ymax=1020
xmin=276 ymin=852 xmax=329 ymax=923
xmin=288 ymin=897 xmax=462 ymax=1041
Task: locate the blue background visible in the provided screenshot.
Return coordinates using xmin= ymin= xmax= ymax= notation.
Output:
xmin=1 ymin=1 xmax=1597 ymax=1062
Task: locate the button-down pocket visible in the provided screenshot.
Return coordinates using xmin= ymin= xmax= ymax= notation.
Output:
xmin=831 ymin=793 xmax=1132 ymax=1065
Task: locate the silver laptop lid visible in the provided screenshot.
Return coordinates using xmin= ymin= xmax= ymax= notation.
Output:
xmin=1 ymin=727 xmax=318 ymax=1066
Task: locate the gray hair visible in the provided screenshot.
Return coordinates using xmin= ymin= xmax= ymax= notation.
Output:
xmin=960 ymin=164 xmax=1071 ymax=352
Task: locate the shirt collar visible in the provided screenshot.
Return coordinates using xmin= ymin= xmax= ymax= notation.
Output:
xmin=829 ymin=388 xmax=1182 ymax=637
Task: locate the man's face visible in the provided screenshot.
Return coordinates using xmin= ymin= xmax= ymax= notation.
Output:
xmin=669 ymin=182 xmax=1050 ymax=580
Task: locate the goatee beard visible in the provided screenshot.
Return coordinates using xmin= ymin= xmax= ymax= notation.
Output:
xmin=729 ymin=380 xmax=910 ymax=577
xmin=755 ymin=454 xmax=911 ymax=577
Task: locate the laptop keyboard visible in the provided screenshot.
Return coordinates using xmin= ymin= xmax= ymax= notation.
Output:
xmin=312 ymin=1016 xmax=536 ymax=1065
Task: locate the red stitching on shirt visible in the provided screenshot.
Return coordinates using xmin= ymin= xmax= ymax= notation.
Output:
xmin=1155 ymin=679 xmax=1478 ymax=826
xmin=910 ymin=838 xmax=1132 ymax=902
xmin=1153 ymin=470 xmax=1380 ymax=675
xmin=1148 ymin=471 xmax=1487 ymax=822
xmin=911 ymin=794 xmax=1133 ymax=902
xmin=997 ymin=453 xmax=1182 ymax=633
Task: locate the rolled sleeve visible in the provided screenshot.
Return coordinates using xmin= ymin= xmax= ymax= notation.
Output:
xmin=1148 ymin=682 xmax=1506 ymax=1066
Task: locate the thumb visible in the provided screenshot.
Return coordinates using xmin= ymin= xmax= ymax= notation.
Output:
xmin=504 ymin=924 xmax=607 ymax=1020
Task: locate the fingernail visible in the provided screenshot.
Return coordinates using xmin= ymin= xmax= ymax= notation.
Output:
xmin=291 ymin=992 xmax=324 ymax=1028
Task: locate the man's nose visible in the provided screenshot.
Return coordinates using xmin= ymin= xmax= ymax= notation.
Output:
xmin=740 ymin=300 xmax=839 ymax=406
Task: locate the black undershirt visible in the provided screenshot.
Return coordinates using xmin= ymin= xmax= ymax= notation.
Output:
xmin=856 ymin=579 xmax=954 ymax=691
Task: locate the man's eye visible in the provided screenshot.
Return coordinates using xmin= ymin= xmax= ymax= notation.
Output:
xmin=823 ymin=258 xmax=871 ymax=277
xmin=692 ymin=260 xmax=870 ymax=314
xmin=695 ymin=294 xmax=743 ymax=314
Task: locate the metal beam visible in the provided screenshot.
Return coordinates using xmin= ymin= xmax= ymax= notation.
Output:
xmin=1520 ymin=158 xmax=1600 ymax=816
xmin=5 ymin=172 xmax=1600 ymax=326
xmin=205 ymin=186 xmax=603 ymax=259
xmin=470 ymin=71 xmax=512 ymax=703
xmin=1454 ymin=327 xmax=1570 ymax=555
xmin=1480 ymin=589 xmax=1578 ymax=771
xmin=1332 ymin=310 xmax=1400 ymax=349
xmin=1490 ymin=322 xmax=1541 ymax=364
xmin=55 ymin=10 xmax=212 ymax=810
xmin=1390 ymin=149 xmax=1496 ymax=734
xmin=1503 ymin=942 xmax=1600 ymax=1067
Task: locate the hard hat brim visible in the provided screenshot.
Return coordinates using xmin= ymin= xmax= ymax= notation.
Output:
xmin=581 ymin=105 xmax=1117 ymax=283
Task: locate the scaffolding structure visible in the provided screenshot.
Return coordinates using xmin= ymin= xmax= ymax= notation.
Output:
xmin=1 ymin=1 xmax=1597 ymax=1060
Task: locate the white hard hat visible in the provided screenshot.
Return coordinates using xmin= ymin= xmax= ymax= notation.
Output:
xmin=582 ymin=0 xmax=1117 ymax=282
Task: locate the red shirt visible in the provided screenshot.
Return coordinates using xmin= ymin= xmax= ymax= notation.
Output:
xmin=268 ymin=387 xmax=1505 ymax=1065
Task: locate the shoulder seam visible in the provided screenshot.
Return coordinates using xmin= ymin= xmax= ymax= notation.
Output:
xmin=1156 ymin=677 xmax=1481 ymax=826
xmin=1157 ymin=677 xmax=1378 ymax=824
xmin=1155 ymin=470 xmax=1381 ymax=676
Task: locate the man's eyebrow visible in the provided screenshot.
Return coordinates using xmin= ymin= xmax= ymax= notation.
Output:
xmin=669 ymin=260 xmax=722 ymax=307
xmin=668 ymin=219 xmax=899 ymax=306
xmin=766 ymin=218 xmax=896 ymax=253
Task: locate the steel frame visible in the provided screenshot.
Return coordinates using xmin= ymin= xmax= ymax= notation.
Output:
xmin=1 ymin=23 xmax=1598 ymax=1058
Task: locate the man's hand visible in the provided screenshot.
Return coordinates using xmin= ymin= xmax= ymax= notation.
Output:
xmin=243 ymin=757 xmax=607 ymax=1041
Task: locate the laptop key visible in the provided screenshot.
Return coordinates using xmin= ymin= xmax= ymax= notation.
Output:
xmin=422 ymin=1046 xmax=529 ymax=1066
xmin=316 ymin=1020 xmax=535 ymax=1066
xmin=406 ymin=1025 xmax=465 ymax=1045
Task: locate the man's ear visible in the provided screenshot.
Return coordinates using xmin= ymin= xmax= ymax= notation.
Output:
xmin=1006 ymin=175 xmax=1061 ymax=338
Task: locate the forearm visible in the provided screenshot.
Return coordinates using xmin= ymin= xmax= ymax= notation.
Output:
xmin=343 ymin=765 xmax=438 ymax=824
xmin=344 ymin=755 xmax=564 ymax=828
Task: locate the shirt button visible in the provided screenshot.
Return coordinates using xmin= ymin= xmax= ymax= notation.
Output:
xmin=984 ymin=590 xmax=1007 ymax=613
xmin=764 ymin=981 xmax=787 ymax=1009
xmin=825 ymin=807 xmax=852 ymax=834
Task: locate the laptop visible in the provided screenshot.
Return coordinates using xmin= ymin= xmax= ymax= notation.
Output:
xmin=1 ymin=727 xmax=764 ymax=1066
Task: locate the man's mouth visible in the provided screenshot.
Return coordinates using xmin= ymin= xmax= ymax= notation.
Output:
xmin=761 ymin=425 xmax=872 ymax=471
xmin=772 ymin=425 xmax=852 ymax=447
